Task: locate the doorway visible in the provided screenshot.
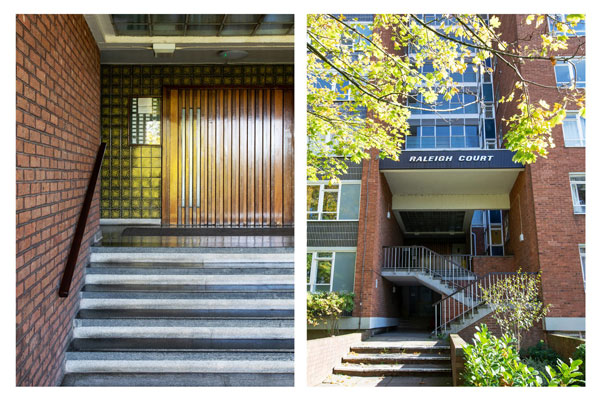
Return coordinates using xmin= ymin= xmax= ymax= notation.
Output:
xmin=162 ymin=87 xmax=294 ymax=226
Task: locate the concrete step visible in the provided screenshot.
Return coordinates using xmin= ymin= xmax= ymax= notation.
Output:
xmin=64 ymin=351 xmax=293 ymax=374
xmin=74 ymin=318 xmax=294 ymax=328
xmin=85 ymin=272 xmax=293 ymax=286
xmin=90 ymin=249 xmax=293 ymax=264
xmin=342 ymin=353 xmax=450 ymax=364
xmin=350 ymin=344 xmax=450 ymax=354
xmin=91 ymin=261 xmax=294 ymax=269
xmin=86 ymin=266 xmax=293 ymax=275
xmin=69 ymin=337 xmax=294 ymax=351
xmin=83 ymin=284 xmax=293 ymax=293
xmin=76 ymin=309 xmax=295 ymax=319
xmin=73 ymin=325 xmax=293 ymax=340
xmin=79 ymin=297 xmax=293 ymax=311
xmin=61 ymin=372 xmax=294 ymax=386
xmin=80 ymin=291 xmax=293 ymax=300
xmin=333 ymin=364 xmax=452 ymax=377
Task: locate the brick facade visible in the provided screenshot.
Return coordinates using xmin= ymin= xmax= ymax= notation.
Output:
xmin=496 ymin=14 xmax=586 ymax=319
xmin=471 ymin=256 xmax=515 ymax=276
xmin=354 ymin=151 xmax=403 ymax=319
xmin=16 ymin=14 xmax=100 ymax=386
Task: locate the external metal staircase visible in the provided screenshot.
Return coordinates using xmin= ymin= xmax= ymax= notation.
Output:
xmin=382 ymin=246 xmax=522 ymax=336
xmin=61 ymin=246 xmax=294 ymax=387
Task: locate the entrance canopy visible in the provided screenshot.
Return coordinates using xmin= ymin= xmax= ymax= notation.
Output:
xmin=380 ymin=150 xmax=523 ymax=211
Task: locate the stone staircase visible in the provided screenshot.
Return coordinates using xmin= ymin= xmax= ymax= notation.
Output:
xmin=332 ymin=332 xmax=451 ymax=383
xmin=61 ymin=247 xmax=294 ymax=386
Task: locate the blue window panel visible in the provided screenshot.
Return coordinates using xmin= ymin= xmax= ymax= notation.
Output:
xmin=332 ymin=252 xmax=357 ymax=292
xmin=463 ymin=71 xmax=477 ymax=82
xmin=406 ymin=136 xmax=418 ymax=149
xmin=555 ymin=64 xmax=572 ymax=85
xmin=451 ymin=126 xmax=464 ymax=136
xmin=465 ymin=125 xmax=478 ymax=136
xmin=466 ymin=136 xmax=479 ymax=148
xmin=422 ymin=63 xmax=434 ymax=73
xmin=483 ymin=84 xmax=493 ymax=102
xmin=450 ymin=72 xmax=463 ymax=82
xmin=574 ymin=59 xmax=585 ymax=86
xmin=422 ymin=137 xmax=435 ymax=148
xmin=436 ymin=136 xmax=450 ymax=148
xmin=422 ymin=126 xmax=435 ymax=136
xmin=410 ymin=126 xmax=419 ymax=136
xmin=451 ymin=136 xmax=465 ymax=148
xmin=485 ymin=119 xmax=496 ymax=139
xmin=437 ymin=126 xmax=450 ymax=136
xmin=465 ymin=103 xmax=478 ymax=114
xmin=489 ymin=210 xmax=501 ymax=223
xmin=491 ymin=246 xmax=504 ymax=256
xmin=485 ymin=58 xmax=492 ymax=68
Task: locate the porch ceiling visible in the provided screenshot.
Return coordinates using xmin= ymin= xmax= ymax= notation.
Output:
xmin=85 ymin=14 xmax=294 ymax=64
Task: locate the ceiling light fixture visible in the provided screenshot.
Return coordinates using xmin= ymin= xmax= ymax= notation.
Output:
xmin=217 ymin=50 xmax=248 ymax=62
xmin=153 ymin=43 xmax=176 ymax=58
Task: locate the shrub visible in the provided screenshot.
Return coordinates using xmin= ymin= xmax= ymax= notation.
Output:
xmin=573 ymin=343 xmax=585 ymax=379
xmin=522 ymin=358 xmax=551 ymax=385
xmin=520 ymin=340 xmax=562 ymax=367
xmin=462 ymin=324 xmax=584 ymax=387
xmin=307 ymin=291 xmax=354 ymax=335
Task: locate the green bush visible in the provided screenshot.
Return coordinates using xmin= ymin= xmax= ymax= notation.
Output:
xmin=462 ymin=324 xmax=584 ymax=387
xmin=573 ymin=343 xmax=585 ymax=379
xmin=307 ymin=291 xmax=354 ymax=335
xmin=520 ymin=340 xmax=562 ymax=367
xmin=522 ymin=358 xmax=551 ymax=385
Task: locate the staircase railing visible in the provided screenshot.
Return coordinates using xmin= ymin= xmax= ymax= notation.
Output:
xmin=432 ymin=271 xmax=535 ymax=335
xmin=382 ymin=246 xmax=478 ymax=292
xmin=58 ymin=142 xmax=106 ymax=297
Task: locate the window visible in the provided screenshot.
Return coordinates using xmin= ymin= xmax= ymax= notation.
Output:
xmin=562 ymin=112 xmax=586 ymax=147
xmin=406 ymin=124 xmax=480 ymax=149
xmin=569 ymin=173 xmax=586 ymax=214
xmin=549 ymin=14 xmax=585 ymax=36
xmin=307 ymin=181 xmax=361 ymax=220
xmin=579 ymin=245 xmax=586 ymax=290
xmin=307 ymin=251 xmax=356 ymax=292
xmin=554 ymin=59 xmax=585 ymax=88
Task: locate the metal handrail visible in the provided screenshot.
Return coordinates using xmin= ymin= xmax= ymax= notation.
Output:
xmin=58 ymin=142 xmax=106 ymax=297
xmin=382 ymin=246 xmax=478 ymax=292
xmin=432 ymin=271 xmax=537 ymax=335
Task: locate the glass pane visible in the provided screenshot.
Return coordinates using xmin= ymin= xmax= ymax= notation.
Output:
xmin=316 ymin=260 xmax=332 ymax=284
xmin=322 ymin=191 xmax=338 ymax=213
xmin=307 ymin=253 xmax=313 ymax=283
xmin=451 ymin=126 xmax=464 ymax=136
xmin=555 ymin=64 xmax=571 ymax=85
xmin=422 ymin=137 xmax=435 ymax=148
xmin=576 ymin=184 xmax=586 ymax=205
xmin=307 ymin=212 xmax=318 ymax=220
xmin=491 ymin=229 xmax=503 ymax=245
xmin=437 ymin=126 xmax=450 ymax=136
xmin=436 ymin=136 xmax=450 ymax=148
xmin=307 ymin=185 xmax=320 ymax=212
xmin=332 ymin=252 xmax=357 ymax=292
xmin=422 ymin=126 xmax=435 ymax=136
xmin=339 ymin=184 xmax=361 ymax=220
xmin=317 ymin=252 xmax=333 ymax=258
xmin=575 ymin=59 xmax=585 ymax=84
xmin=466 ymin=135 xmax=479 ymax=147
xmin=451 ymin=136 xmax=465 ymax=148
xmin=489 ymin=210 xmax=502 ymax=223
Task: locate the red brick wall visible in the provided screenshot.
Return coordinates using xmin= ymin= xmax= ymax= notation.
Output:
xmin=16 ymin=14 xmax=100 ymax=386
xmin=458 ymin=314 xmax=544 ymax=350
xmin=472 ymin=256 xmax=515 ymax=276
xmin=496 ymin=15 xmax=586 ymax=319
xmin=307 ymin=332 xmax=369 ymax=385
xmin=354 ymin=151 xmax=403 ymax=318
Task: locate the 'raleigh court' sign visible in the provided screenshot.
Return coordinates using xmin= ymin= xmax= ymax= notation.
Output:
xmin=379 ymin=150 xmax=523 ymax=170
xmin=408 ymin=155 xmax=495 ymax=163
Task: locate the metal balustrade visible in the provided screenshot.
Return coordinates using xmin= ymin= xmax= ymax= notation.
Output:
xmin=432 ymin=272 xmax=535 ymax=335
xmin=382 ymin=246 xmax=477 ymax=292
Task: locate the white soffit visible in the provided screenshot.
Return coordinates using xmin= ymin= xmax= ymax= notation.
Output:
xmin=383 ymin=169 xmax=522 ymax=196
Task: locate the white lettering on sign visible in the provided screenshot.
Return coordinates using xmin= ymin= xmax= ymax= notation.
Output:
xmin=408 ymin=154 xmax=495 ymax=163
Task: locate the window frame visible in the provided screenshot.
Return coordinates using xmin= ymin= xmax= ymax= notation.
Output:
xmin=579 ymin=244 xmax=586 ymax=290
xmin=307 ymin=180 xmax=361 ymax=221
xmin=569 ymin=173 xmax=586 ymax=214
xmin=554 ymin=58 xmax=585 ymax=89
xmin=307 ymin=249 xmax=357 ymax=293
xmin=548 ymin=14 xmax=585 ymax=37
xmin=562 ymin=111 xmax=586 ymax=147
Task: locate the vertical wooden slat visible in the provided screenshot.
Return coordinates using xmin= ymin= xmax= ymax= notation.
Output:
xmin=239 ymin=90 xmax=248 ymax=226
xmin=283 ymin=89 xmax=294 ymax=226
xmin=223 ymin=89 xmax=231 ymax=226
xmin=232 ymin=90 xmax=239 ymax=226
xmin=255 ymin=89 xmax=263 ymax=226
xmin=263 ymin=89 xmax=271 ymax=226
xmin=201 ymin=90 xmax=208 ymax=226
xmin=193 ymin=90 xmax=199 ymax=225
xmin=272 ymin=89 xmax=284 ymax=225
xmin=186 ymin=89 xmax=193 ymax=225
xmin=247 ymin=90 xmax=255 ymax=226
xmin=208 ymin=89 xmax=216 ymax=225
xmin=216 ymin=90 xmax=223 ymax=225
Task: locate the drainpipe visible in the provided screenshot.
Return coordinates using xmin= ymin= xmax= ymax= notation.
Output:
xmin=358 ymin=153 xmax=373 ymax=331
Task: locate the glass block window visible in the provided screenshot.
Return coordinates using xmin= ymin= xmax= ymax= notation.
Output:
xmin=562 ymin=112 xmax=586 ymax=147
xmin=570 ymin=173 xmax=586 ymax=214
xmin=130 ymin=97 xmax=161 ymax=145
xmin=554 ymin=58 xmax=585 ymax=88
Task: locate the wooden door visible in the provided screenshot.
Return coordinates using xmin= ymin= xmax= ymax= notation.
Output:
xmin=162 ymin=88 xmax=294 ymax=226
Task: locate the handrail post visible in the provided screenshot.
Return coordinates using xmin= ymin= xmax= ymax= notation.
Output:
xmin=58 ymin=142 xmax=106 ymax=297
